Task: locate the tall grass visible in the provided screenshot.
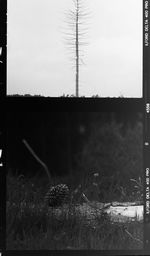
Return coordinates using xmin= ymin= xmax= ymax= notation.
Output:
xmin=6 ymin=172 xmax=143 ymax=250
xmin=6 ymin=119 xmax=143 ymax=249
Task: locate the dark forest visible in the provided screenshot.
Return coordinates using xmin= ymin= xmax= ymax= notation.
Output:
xmin=7 ymin=111 xmax=143 ymax=185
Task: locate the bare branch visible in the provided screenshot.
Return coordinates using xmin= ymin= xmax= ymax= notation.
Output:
xmin=22 ymin=139 xmax=51 ymax=182
xmin=125 ymin=229 xmax=143 ymax=244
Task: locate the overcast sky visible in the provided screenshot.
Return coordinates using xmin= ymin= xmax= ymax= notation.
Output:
xmin=7 ymin=0 xmax=142 ymax=97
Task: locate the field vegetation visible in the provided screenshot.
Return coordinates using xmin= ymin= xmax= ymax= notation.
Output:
xmin=6 ymin=118 xmax=143 ymax=250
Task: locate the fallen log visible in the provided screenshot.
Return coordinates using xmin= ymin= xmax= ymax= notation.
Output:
xmin=105 ymin=205 xmax=143 ymax=223
xmin=81 ymin=193 xmax=143 ymax=223
xmin=47 ymin=202 xmax=143 ymax=224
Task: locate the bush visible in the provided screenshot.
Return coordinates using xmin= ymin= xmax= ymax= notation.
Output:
xmin=77 ymin=120 xmax=143 ymax=201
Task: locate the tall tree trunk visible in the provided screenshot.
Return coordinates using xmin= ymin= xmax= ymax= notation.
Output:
xmin=76 ymin=0 xmax=79 ymax=97
xmin=64 ymin=0 xmax=90 ymax=97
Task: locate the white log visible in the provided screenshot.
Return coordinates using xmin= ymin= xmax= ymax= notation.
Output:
xmin=81 ymin=194 xmax=143 ymax=223
xmin=47 ymin=202 xmax=143 ymax=224
xmin=105 ymin=205 xmax=143 ymax=223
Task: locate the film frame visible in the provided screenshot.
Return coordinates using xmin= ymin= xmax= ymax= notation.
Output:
xmin=0 ymin=0 xmax=150 ymax=254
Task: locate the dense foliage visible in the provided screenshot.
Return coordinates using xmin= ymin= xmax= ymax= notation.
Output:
xmin=77 ymin=119 xmax=143 ymax=201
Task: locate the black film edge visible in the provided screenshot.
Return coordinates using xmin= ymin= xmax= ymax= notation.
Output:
xmin=143 ymin=0 xmax=150 ymax=251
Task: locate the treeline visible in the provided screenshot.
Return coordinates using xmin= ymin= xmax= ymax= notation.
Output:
xmin=7 ymin=94 xmax=44 ymax=97
xmin=6 ymin=112 xmax=142 ymax=182
xmin=7 ymin=94 xmax=124 ymax=98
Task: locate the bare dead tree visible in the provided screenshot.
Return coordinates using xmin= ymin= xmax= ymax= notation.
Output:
xmin=63 ymin=0 xmax=90 ymax=97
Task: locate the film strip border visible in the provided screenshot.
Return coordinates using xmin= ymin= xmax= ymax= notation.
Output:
xmin=144 ymin=0 xmax=150 ymax=251
xmin=0 ymin=0 xmax=6 ymax=254
xmin=0 ymin=0 xmax=6 ymax=98
xmin=0 ymin=111 xmax=5 ymax=255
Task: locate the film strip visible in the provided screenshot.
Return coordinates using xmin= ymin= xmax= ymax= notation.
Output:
xmin=0 ymin=0 xmax=150 ymax=255
xmin=144 ymin=0 xmax=150 ymax=252
xmin=0 ymin=0 xmax=6 ymax=255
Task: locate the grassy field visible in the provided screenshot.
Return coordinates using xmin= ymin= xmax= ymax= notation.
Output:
xmin=6 ymin=172 xmax=143 ymax=250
